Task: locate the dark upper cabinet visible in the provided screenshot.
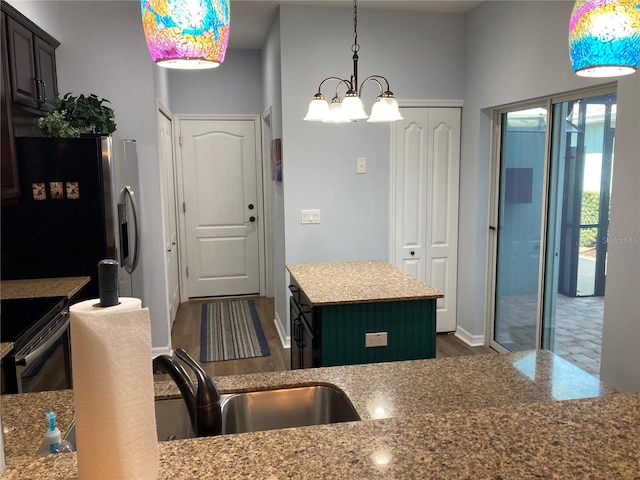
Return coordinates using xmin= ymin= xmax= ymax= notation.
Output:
xmin=1 ymin=2 xmax=60 ymax=202
xmin=33 ymin=35 xmax=57 ymax=111
xmin=1 ymin=10 xmax=18 ymax=201
xmin=3 ymin=2 xmax=59 ymax=113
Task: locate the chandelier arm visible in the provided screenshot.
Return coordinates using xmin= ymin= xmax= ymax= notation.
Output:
xmin=316 ymin=76 xmax=352 ymax=95
xmin=358 ymin=76 xmax=385 ymax=96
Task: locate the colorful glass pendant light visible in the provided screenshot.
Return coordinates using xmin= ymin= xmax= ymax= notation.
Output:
xmin=568 ymin=0 xmax=640 ymax=77
xmin=141 ymin=0 xmax=230 ymax=70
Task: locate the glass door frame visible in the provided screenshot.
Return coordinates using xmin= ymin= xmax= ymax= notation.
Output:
xmin=487 ymin=99 xmax=553 ymax=353
xmin=486 ymin=85 xmax=616 ymax=354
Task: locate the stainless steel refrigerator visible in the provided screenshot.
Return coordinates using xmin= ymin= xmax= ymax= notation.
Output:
xmin=1 ymin=135 xmax=141 ymax=300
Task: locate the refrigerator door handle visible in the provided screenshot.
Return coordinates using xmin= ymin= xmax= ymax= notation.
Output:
xmin=119 ymin=185 xmax=140 ymax=274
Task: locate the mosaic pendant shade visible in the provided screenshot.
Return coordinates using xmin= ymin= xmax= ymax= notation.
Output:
xmin=568 ymin=0 xmax=640 ymax=77
xmin=141 ymin=0 xmax=230 ymax=69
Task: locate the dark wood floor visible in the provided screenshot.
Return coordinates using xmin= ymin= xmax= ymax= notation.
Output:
xmin=168 ymin=296 xmax=495 ymax=379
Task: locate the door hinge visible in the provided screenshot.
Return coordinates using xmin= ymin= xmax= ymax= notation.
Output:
xmin=182 ymin=202 xmax=186 ymax=213
xmin=179 ymin=135 xmax=183 ymax=147
xmin=186 ymin=266 xmax=188 ymax=278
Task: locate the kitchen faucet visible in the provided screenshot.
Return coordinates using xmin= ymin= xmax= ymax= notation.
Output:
xmin=152 ymin=348 xmax=222 ymax=437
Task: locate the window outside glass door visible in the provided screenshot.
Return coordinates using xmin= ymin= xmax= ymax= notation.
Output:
xmin=490 ymin=89 xmax=616 ymax=378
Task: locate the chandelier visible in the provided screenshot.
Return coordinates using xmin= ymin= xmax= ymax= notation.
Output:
xmin=304 ymin=0 xmax=403 ymax=123
xmin=141 ymin=0 xmax=230 ymax=70
xmin=568 ymin=0 xmax=640 ymax=77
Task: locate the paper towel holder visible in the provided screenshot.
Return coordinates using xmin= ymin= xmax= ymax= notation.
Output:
xmin=98 ymin=259 xmax=120 ymax=307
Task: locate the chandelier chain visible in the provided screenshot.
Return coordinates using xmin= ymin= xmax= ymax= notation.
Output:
xmin=352 ymin=0 xmax=359 ymax=54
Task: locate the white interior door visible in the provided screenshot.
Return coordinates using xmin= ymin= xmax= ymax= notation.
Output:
xmin=392 ymin=107 xmax=460 ymax=332
xmin=179 ymin=118 xmax=261 ymax=298
xmin=158 ymin=109 xmax=180 ymax=325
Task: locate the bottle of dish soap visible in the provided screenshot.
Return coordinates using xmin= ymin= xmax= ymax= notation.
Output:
xmin=36 ymin=410 xmax=74 ymax=455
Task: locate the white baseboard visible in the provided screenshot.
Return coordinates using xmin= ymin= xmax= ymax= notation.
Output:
xmin=273 ymin=311 xmax=290 ymax=349
xmin=454 ymin=326 xmax=486 ymax=347
xmin=152 ymin=345 xmax=172 ymax=358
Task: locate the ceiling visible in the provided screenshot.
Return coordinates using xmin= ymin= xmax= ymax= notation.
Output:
xmin=228 ymin=0 xmax=484 ymax=49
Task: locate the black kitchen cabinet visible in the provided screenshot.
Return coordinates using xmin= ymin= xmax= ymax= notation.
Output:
xmin=2 ymin=1 xmax=59 ymax=113
xmin=289 ymin=280 xmax=320 ymax=369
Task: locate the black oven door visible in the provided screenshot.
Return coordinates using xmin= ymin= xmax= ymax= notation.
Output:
xmin=1 ymin=297 xmax=72 ymax=394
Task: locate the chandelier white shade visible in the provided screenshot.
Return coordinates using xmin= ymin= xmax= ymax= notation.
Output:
xmin=304 ymin=0 xmax=403 ymax=123
xmin=368 ymin=96 xmax=403 ymax=123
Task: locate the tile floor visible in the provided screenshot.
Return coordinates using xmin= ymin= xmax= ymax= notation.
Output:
xmin=495 ymin=294 xmax=604 ymax=378
xmin=552 ymin=295 xmax=604 ymax=377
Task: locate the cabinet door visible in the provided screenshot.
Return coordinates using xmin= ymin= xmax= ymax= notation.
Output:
xmin=34 ymin=35 xmax=57 ymax=111
xmin=1 ymin=12 xmax=19 ymax=201
xmin=300 ymin=316 xmax=315 ymax=368
xmin=6 ymin=16 xmax=38 ymax=109
xmin=289 ymin=297 xmax=302 ymax=369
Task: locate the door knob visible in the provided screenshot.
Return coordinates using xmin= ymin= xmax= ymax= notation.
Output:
xmin=410 ymin=251 xmax=415 ymax=256
xmin=248 ymin=204 xmax=254 ymax=210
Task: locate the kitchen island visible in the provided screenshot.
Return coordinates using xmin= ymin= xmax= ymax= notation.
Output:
xmin=287 ymin=260 xmax=443 ymax=367
xmin=2 ymin=350 xmax=638 ymax=478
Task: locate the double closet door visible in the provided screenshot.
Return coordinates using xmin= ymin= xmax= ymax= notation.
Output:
xmin=391 ymin=107 xmax=461 ymax=333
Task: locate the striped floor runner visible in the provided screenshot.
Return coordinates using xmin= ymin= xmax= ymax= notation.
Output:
xmin=200 ymin=300 xmax=271 ymax=362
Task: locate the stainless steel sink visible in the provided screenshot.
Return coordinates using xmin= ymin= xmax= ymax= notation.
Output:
xmin=64 ymin=397 xmax=195 ymax=445
xmin=64 ymin=384 xmax=359 ymax=444
xmin=221 ymin=385 xmax=360 ymax=434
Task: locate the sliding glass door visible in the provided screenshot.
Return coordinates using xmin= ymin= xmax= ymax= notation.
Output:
xmin=489 ymin=88 xmax=617 ymax=377
xmin=492 ymin=106 xmax=548 ymax=351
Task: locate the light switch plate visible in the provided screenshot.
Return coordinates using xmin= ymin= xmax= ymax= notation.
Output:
xmin=357 ymin=157 xmax=366 ymax=174
xmin=301 ymin=209 xmax=321 ymax=224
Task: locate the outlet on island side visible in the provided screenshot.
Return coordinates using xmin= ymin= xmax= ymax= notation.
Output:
xmin=365 ymin=332 xmax=388 ymax=348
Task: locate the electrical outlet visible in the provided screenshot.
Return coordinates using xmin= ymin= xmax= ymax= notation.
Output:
xmin=365 ymin=332 xmax=388 ymax=348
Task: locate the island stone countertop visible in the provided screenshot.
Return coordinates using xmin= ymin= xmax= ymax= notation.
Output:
xmin=287 ymin=260 xmax=443 ymax=305
xmin=2 ymin=350 xmax=637 ymax=479
xmin=0 ymin=276 xmax=90 ymax=301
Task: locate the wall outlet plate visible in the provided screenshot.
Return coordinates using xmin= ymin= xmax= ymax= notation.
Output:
xmin=365 ymin=332 xmax=388 ymax=348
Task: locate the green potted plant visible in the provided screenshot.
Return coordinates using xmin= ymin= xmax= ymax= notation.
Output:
xmin=35 ymin=93 xmax=117 ymax=137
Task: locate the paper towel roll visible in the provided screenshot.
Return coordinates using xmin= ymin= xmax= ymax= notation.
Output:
xmin=70 ymin=297 xmax=158 ymax=479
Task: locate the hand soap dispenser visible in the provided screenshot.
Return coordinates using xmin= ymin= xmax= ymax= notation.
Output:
xmin=37 ymin=410 xmax=74 ymax=455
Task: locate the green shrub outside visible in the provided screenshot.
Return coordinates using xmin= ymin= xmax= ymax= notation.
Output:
xmin=580 ymin=191 xmax=600 ymax=247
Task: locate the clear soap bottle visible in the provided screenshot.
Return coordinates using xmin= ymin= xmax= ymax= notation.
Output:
xmin=36 ymin=410 xmax=74 ymax=455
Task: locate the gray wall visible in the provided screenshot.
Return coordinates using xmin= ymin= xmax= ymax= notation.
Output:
xmin=599 ymin=74 xmax=640 ymax=392
xmin=279 ymin=5 xmax=465 ymax=266
xmin=168 ymin=49 xmax=263 ymax=114
xmin=261 ymin=12 xmax=288 ymax=336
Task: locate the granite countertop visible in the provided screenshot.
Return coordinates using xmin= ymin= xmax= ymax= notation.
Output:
xmin=0 ymin=277 xmax=90 ymax=300
xmin=3 ymin=350 xmax=636 ymax=479
xmin=4 ymin=394 xmax=637 ymax=479
xmin=0 ymin=343 xmax=14 ymax=360
xmin=287 ymin=260 xmax=443 ymax=305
